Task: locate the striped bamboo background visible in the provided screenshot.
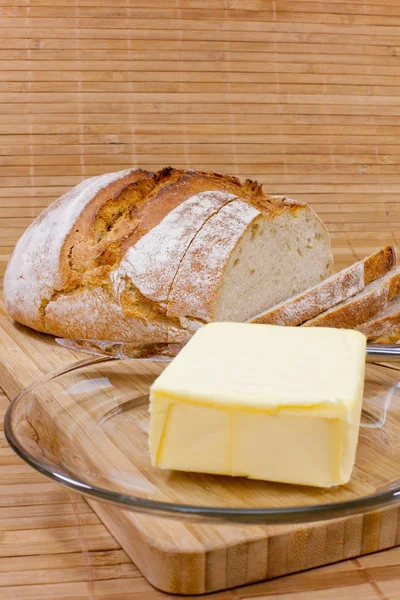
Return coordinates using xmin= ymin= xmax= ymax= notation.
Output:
xmin=2 ymin=0 xmax=400 ymax=284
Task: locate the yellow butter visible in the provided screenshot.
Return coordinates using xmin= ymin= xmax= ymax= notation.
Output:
xmin=149 ymin=323 xmax=366 ymax=487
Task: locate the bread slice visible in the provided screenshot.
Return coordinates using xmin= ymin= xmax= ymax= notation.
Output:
xmin=357 ymin=295 xmax=400 ymax=342
xmin=302 ymin=266 xmax=400 ymax=330
xmin=250 ymin=245 xmax=397 ymax=326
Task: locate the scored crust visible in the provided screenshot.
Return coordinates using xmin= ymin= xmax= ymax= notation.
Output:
xmin=111 ymin=191 xmax=238 ymax=310
xmin=166 ymin=200 xmax=261 ymax=323
xmin=250 ymin=245 xmax=397 ymax=327
xmin=4 ymin=168 xmax=152 ymax=330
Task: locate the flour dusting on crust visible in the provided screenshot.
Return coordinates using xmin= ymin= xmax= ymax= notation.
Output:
xmin=4 ymin=168 xmax=136 ymax=325
xmin=45 ymin=287 xmax=169 ymax=342
xmin=167 ymin=200 xmax=260 ymax=322
xmin=111 ymin=191 xmax=237 ymax=307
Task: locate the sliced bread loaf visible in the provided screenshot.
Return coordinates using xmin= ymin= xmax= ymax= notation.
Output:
xmin=302 ymin=266 xmax=400 ymax=330
xmin=357 ymin=295 xmax=400 ymax=342
xmin=4 ymin=168 xmax=332 ymax=350
xmin=249 ymin=246 xmax=397 ymax=326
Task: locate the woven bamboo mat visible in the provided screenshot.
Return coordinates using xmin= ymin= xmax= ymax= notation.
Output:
xmin=2 ymin=0 xmax=400 ymax=282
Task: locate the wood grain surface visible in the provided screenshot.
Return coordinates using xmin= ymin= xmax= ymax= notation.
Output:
xmin=1 ymin=300 xmax=400 ymax=595
xmin=2 ymin=0 xmax=400 ymax=284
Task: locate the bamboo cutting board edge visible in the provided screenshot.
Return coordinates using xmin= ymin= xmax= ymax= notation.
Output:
xmin=1 ymin=305 xmax=400 ymax=594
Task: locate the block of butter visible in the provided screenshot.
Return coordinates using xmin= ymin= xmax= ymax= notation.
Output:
xmin=149 ymin=323 xmax=366 ymax=487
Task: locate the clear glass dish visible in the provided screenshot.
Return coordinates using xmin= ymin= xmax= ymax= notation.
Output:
xmin=4 ymin=356 xmax=400 ymax=524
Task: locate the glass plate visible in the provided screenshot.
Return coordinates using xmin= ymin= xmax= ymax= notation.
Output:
xmin=4 ymin=356 xmax=400 ymax=524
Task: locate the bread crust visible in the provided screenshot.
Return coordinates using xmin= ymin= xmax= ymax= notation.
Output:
xmin=303 ymin=267 xmax=400 ymax=330
xmin=364 ymin=245 xmax=397 ymax=284
xmin=4 ymin=168 xmax=150 ymax=330
xmin=44 ymin=287 xmax=169 ymax=343
xmin=357 ymin=296 xmax=400 ymax=340
xmin=369 ymin=328 xmax=400 ymax=344
xmin=250 ymin=246 xmax=397 ymax=327
xmin=166 ymin=200 xmax=261 ymax=323
xmin=111 ymin=190 xmax=238 ymax=310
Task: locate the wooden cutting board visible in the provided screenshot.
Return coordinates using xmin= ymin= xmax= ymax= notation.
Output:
xmin=1 ymin=302 xmax=400 ymax=595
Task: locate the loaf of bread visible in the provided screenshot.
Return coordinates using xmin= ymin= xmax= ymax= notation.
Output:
xmin=4 ymin=167 xmax=332 ymax=351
